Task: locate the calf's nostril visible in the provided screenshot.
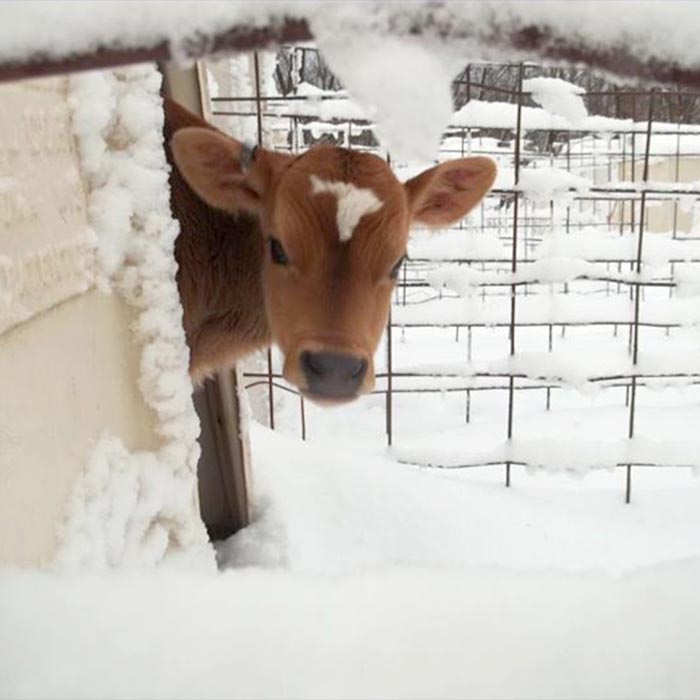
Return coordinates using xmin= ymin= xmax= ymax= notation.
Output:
xmin=300 ymin=351 xmax=368 ymax=397
xmin=301 ymin=351 xmax=323 ymax=377
xmin=350 ymin=358 xmax=367 ymax=379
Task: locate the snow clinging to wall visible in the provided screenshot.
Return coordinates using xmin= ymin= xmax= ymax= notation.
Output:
xmin=59 ymin=65 xmax=213 ymax=571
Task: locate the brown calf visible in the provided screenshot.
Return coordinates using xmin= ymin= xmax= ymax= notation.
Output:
xmin=165 ymin=98 xmax=496 ymax=402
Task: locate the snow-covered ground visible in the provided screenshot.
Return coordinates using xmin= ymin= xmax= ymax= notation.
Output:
xmin=218 ymin=422 xmax=700 ymax=573
xmin=3 ymin=559 xmax=700 ymax=700
xmin=2 ymin=415 xmax=700 ymax=697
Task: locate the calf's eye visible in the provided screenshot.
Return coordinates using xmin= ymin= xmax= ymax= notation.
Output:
xmin=390 ymin=255 xmax=406 ymax=280
xmin=269 ymin=237 xmax=289 ymax=266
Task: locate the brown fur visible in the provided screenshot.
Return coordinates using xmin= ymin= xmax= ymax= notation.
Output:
xmin=164 ymin=99 xmax=270 ymax=382
xmin=164 ymin=98 xmax=497 ymax=397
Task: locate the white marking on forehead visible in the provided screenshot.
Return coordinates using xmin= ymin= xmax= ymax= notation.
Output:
xmin=310 ymin=175 xmax=383 ymax=243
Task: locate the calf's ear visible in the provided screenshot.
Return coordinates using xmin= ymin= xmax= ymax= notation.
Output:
xmin=170 ymin=127 xmax=291 ymax=213
xmin=404 ymin=157 xmax=496 ymax=228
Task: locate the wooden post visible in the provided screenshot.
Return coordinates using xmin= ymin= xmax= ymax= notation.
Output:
xmin=161 ymin=61 xmax=250 ymax=538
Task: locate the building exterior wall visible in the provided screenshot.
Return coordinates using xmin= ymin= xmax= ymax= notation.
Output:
xmin=0 ymin=76 xmax=157 ymax=567
xmin=613 ymin=156 xmax=700 ymax=234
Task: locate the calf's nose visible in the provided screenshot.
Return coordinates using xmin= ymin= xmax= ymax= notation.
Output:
xmin=300 ymin=351 xmax=367 ymax=398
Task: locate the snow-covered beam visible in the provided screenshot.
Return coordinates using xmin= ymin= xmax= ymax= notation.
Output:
xmin=505 ymin=24 xmax=700 ymax=92
xmin=2 ymin=5 xmax=700 ymax=91
xmin=0 ymin=16 xmax=312 ymax=83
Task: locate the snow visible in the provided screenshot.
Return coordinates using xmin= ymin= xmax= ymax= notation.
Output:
xmin=2 ymin=1 xmax=700 ymax=71
xmin=517 ymin=168 xmax=592 ymax=204
xmin=63 ymin=65 xmax=213 ymax=570
xmin=392 ymin=293 xmax=700 ymax=328
xmin=311 ymin=29 xmax=459 ymax=161
xmin=410 ymin=227 xmax=700 ymax=267
xmin=410 ymin=228 xmax=506 ymax=261
xmin=451 ymin=100 xmax=700 ymax=139
xmin=285 ymin=87 xmax=370 ymax=123
xmin=0 ymin=2 xmax=267 ymax=64
xmin=218 ymin=422 xmax=700 ymax=571
xmin=206 ymin=55 xmax=259 ymax=144
xmin=427 ymin=259 xmax=657 ymax=290
xmin=523 ymin=77 xmax=588 ymax=127
xmin=3 ymin=560 xmax=700 ymax=700
xmin=310 ymin=175 xmax=383 ymax=242
xmin=3 ymin=419 xmax=700 ymax=697
xmin=395 ymin=422 xmax=700 ymax=474
xmin=55 ymin=435 xmax=212 ymax=572
xmin=397 ymin=347 xmax=700 ymax=389
xmin=4 ymin=2 xmax=700 ymax=160
xmin=536 ymin=230 xmax=700 ymax=265
xmin=452 ymin=99 xmax=637 ymax=133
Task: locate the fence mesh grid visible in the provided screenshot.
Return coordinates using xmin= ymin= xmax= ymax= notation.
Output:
xmin=205 ymin=49 xmax=700 ymax=502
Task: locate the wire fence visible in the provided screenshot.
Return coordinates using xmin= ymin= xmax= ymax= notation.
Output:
xmin=206 ymin=49 xmax=700 ymax=502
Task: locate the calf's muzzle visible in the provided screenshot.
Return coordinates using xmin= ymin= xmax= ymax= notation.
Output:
xmin=300 ymin=350 xmax=368 ymax=400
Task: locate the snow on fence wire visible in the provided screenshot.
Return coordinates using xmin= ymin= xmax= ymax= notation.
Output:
xmin=208 ymin=51 xmax=700 ymax=502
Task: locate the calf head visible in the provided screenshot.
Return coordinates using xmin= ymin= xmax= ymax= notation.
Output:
xmin=171 ymin=127 xmax=496 ymax=403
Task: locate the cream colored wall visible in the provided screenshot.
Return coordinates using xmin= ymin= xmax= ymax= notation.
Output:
xmin=612 ymin=156 xmax=700 ymax=234
xmin=0 ymin=76 xmax=158 ymax=567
